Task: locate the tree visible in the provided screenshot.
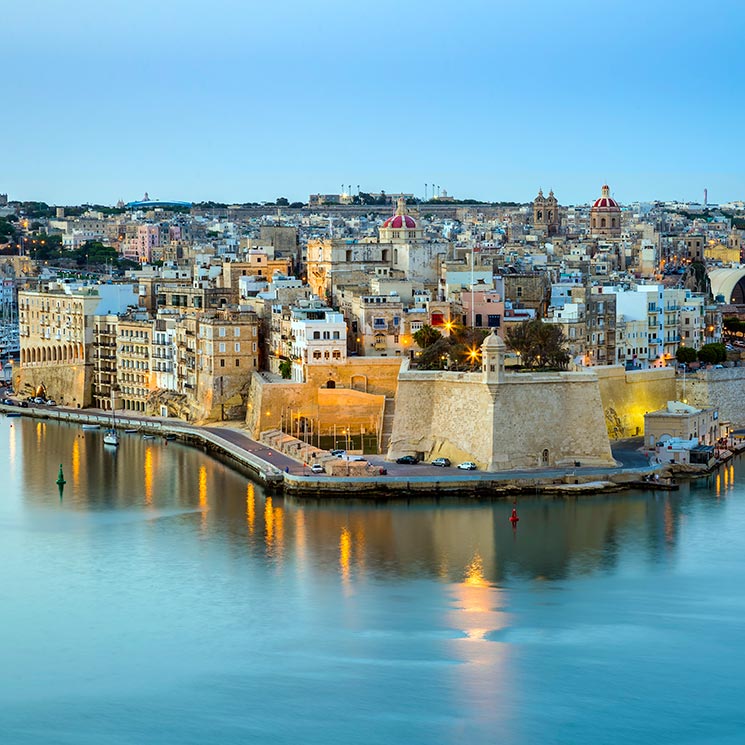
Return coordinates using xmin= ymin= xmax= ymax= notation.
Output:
xmin=278 ymin=358 xmax=292 ymax=379
xmin=276 ymin=197 xmax=289 ymax=207
xmin=413 ymin=325 xmax=442 ymax=349
xmin=697 ymin=343 xmax=726 ymax=364
xmin=505 ymin=319 xmax=569 ymax=370
xmin=676 ymin=346 xmax=698 ymax=365
xmin=28 ymin=234 xmax=63 ymax=260
xmin=416 ymin=336 xmax=451 ymax=370
xmin=73 ymin=240 xmax=118 ymax=267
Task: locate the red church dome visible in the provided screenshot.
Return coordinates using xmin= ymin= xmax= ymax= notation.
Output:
xmin=382 ymin=214 xmax=417 ymax=229
xmin=592 ymin=184 xmax=620 ymax=210
xmin=382 ymin=196 xmax=418 ymax=230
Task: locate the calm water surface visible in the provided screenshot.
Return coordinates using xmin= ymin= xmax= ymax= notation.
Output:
xmin=1 ymin=417 xmax=744 ymax=744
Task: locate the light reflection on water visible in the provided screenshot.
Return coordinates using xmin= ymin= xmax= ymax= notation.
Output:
xmin=1 ymin=416 xmax=745 ymax=745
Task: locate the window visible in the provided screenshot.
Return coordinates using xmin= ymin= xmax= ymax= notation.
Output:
xmin=332 ymin=331 xmax=340 ymax=340
xmin=219 ymin=327 xmax=226 ymax=337
xmin=313 ymin=350 xmax=322 ymax=359
xmin=235 ymin=359 xmax=240 ymax=366
xmin=332 ymin=350 xmax=341 ymax=359
xmin=234 ymin=343 xmax=240 ymax=352
xmin=220 ymin=359 xmax=225 ymax=367
xmin=219 ymin=343 xmax=226 ymax=353
xmin=234 ymin=327 xmax=240 ymax=337
xmin=373 ymin=318 xmax=387 ymax=329
xmin=313 ymin=331 xmax=320 ymax=340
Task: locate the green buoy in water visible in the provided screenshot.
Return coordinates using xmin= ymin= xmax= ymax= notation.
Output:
xmin=56 ymin=464 xmax=66 ymax=486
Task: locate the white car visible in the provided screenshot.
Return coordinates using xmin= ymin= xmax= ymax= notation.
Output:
xmin=310 ymin=463 xmax=325 ymax=474
xmin=457 ymin=462 xmax=478 ymax=470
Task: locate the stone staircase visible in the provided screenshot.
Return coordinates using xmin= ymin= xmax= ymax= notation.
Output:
xmin=379 ymin=396 xmax=396 ymax=454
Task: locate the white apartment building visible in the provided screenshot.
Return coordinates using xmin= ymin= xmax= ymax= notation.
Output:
xmin=290 ymin=305 xmax=347 ymax=382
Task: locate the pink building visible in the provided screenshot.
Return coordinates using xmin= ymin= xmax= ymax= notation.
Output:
xmin=121 ymin=225 xmax=160 ymax=263
xmin=460 ymin=289 xmax=505 ymax=330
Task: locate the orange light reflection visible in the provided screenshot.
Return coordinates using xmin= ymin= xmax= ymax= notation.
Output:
xmin=246 ymin=483 xmax=255 ymax=534
xmin=144 ymin=447 xmax=153 ymax=505
xmin=340 ymin=526 xmax=352 ymax=583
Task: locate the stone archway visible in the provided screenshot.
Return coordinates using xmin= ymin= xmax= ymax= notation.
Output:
xmin=350 ymin=374 xmax=367 ymax=392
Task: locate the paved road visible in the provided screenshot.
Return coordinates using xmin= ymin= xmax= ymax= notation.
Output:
xmin=204 ymin=426 xmax=307 ymax=475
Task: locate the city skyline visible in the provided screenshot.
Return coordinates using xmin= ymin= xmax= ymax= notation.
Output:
xmin=4 ymin=0 xmax=744 ymax=205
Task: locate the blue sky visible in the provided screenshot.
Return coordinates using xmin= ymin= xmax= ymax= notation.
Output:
xmin=3 ymin=0 xmax=744 ymax=205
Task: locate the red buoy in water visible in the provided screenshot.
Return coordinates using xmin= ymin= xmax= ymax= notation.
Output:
xmin=509 ymin=507 xmax=519 ymax=525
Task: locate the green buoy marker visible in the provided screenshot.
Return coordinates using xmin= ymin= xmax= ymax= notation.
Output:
xmin=56 ymin=464 xmax=66 ymax=486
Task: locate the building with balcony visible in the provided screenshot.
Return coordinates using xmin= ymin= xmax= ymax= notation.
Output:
xmin=18 ymin=282 xmax=139 ymax=405
xmin=290 ymin=305 xmax=347 ymax=382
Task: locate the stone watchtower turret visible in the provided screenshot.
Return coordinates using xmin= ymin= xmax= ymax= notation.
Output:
xmin=481 ymin=329 xmax=506 ymax=384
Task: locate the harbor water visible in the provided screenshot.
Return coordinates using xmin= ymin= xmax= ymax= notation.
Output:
xmin=1 ymin=417 xmax=744 ymax=744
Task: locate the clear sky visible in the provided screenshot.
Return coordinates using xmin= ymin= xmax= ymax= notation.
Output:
xmin=3 ymin=0 xmax=744 ymax=206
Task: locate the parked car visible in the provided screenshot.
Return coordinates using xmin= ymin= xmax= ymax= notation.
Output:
xmin=46 ymin=400 xmax=57 ymax=406
xmin=33 ymin=397 xmax=45 ymax=405
xmin=330 ymin=449 xmax=346 ymax=457
xmin=431 ymin=457 xmax=451 ymax=467
xmin=396 ymin=455 xmax=419 ymax=464
xmin=310 ymin=463 xmax=325 ymax=474
xmin=457 ymin=462 xmax=478 ymax=470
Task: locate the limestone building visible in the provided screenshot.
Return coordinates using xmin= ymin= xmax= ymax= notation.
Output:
xmin=195 ymin=309 xmax=259 ymax=421
xmin=116 ymin=311 xmax=154 ymax=413
xmin=18 ymin=282 xmax=139 ymax=406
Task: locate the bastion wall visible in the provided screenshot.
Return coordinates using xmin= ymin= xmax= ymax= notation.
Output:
xmin=594 ymin=366 xmax=677 ymax=439
xmin=15 ymin=362 xmax=93 ymax=408
xmin=245 ymin=373 xmax=385 ymax=440
xmin=680 ymin=367 xmax=745 ymax=425
xmin=388 ymin=369 xmax=615 ymax=471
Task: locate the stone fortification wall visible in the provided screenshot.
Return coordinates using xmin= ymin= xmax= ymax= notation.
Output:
xmin=246 ymin=375 xmax=308 ymax=436
xmin=15 ymin=362 xmax=93 ymax=408
xmin=304 ymin=357 xmax=402 ymax=397
xmin=389 ymin=373 xmax=487 ymax=465
xmin=681 ymin=367 xmax=745 ymax=426
xmin=388 ymin=369 xmax=615 ymax=471
xmin=245 ymin=373 xmax=385 ymax=441
xmin=594 ymin=366 xmax=676 ymax=439
xmin=488 ymin=373 xmax=613 ymax=470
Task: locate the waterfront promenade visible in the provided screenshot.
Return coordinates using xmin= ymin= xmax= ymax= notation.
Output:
xmin=0 ymin=400 xmax=670 ymax=497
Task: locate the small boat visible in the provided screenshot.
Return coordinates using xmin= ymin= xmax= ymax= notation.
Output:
xmin=124 ymin=429 xmax=138 ymax=434
xmin=142 ymin=434 xmax=156 ymax=440
xmin=82 ymin=424 xmax=100 ymax=431
xmin=6 ymin=412 xmax=21 ymax=418
xmin=164 ymin=434 xmax=176 ymax=441
xmin=103 ymin=429 xmax=119 ymax=446
xmin=103 ymin=392 xmax=119 ymax=447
